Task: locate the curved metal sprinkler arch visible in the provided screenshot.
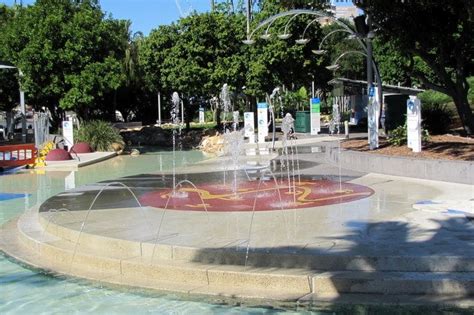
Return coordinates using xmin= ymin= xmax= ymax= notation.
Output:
xmin=245 ymin=9 xmax=330 ymax=42
xmin=314 ymin=28 xmax=354 ymax=53
xmin=245 ymin=9 xmax=383 ymax=149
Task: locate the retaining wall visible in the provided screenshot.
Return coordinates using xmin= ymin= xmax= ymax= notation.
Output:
xmin=326 ymin=145 xmax=473 ymax=185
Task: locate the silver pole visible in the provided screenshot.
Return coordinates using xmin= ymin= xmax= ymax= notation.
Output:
xmin=181 ymin=99 xmax=184 ymax=125
xmin=366 ymin=14 xmax=378 ymax=150
xmin=157 ymin=91 xmax=161 ymax=126
xmin=246 ymin=0 xmax=251 ymax=35
xmin=19 ymin=70 xmax=26 ymax=143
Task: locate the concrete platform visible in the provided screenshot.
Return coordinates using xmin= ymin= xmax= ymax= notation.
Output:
xmin=41 ymin=151 xmax=117 ymax=170
xmin=1 ymin=139 xmax=474 ymax=308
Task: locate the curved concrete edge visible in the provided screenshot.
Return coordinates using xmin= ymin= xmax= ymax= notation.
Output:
xmin=36 ymin=211 xmax=474 ymax=273
xmin=1 ymin=215 xmax=313 ymax=302
xmin=2 ymin=213 xmax=474 ymax=309
xmin=326 ymin=146 xmax=473 ymax=185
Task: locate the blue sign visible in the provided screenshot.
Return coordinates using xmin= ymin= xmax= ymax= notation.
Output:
xmin=310 ymin=97 xmax=320 ymax=104
xmin=407 ymin=100 xmax=415 ymax=112
xmin=368 ymin=86 xmax=375 ymax=97
xmin=257 ymin=102 xmax=268 ymax=109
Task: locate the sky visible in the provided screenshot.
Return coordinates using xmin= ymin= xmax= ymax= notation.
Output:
xmin=2 ymin=0 xmax=211 ymax=35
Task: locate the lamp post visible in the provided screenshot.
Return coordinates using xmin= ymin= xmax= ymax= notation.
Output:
xmin=0 ymin=61 xmax=27 ymax=143
xmin=243 ymin=9 xmax=382 ymax=149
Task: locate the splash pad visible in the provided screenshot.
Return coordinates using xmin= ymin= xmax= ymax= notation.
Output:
xmin=140 ymin=178 xmax=374 ymax=212
xmin=2 ymin=141 xmax=474 ymax=309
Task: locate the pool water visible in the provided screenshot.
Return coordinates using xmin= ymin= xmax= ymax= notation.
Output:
xmin=0 ymin=150 xmax=468 ymax=314
xmin=0 ymin=150 xmax=330 ymax=314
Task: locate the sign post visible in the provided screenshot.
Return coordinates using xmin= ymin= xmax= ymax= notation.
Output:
xmin=257 ymin=102 xmax=268 ymax=144
xmin=199 ymin=107 xmax=205 ymax=124
xmin=407 ymin=96 xmax=422 ymax=152
xmin=244 ymin=112 xmax=255 ymax=142
xmin=244 ymin=112 xmax=255 ymax=155
xmin=62 ymin=118 xmax=74 ymax=151
xmin=368 ymin=85 xmax=379 ymax=149
xmin=310 ymin=97 xmax=321 ymax=135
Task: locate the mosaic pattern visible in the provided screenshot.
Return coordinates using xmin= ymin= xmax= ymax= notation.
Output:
xmin=140 ymin=179 xmax=374 ymax=212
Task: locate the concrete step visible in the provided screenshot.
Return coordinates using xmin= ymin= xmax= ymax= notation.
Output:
xmin=31 ymin=211 xmax=474 ymax=273
xmin=4 ymin=214 xmax=474 ymax=302
xmin=313 ymin=271 xmax=474 ymax=296
xmin=11 ymin=215 xmax=314 ymax=296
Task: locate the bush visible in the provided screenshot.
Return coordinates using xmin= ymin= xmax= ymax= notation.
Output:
xmin=76 ymin=120 xmax=123 ymax=151
xmin=422 ymin=103 xmax=453 ymax=135
xmin=387 ymin=122 xmax=430 ymax=146
xmin=417 ymin=89 xmax=454 ymax=134
xmin=418 ymin=89 xmax=452 ymax=106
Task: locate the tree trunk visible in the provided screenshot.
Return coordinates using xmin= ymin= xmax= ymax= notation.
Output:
xmin=451 ymin=89 xmax=473 ymax=135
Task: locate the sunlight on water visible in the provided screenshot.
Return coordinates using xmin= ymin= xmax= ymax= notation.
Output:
xmin=0 ymin=150 xmax=336 ymax=314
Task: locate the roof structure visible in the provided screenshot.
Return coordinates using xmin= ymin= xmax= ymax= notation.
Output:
xmin=329 ymin=77 xmax=425 ymax=95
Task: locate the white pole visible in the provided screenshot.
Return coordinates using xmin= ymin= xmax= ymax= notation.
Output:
xmin=157 ymin=91 xmax=161 ymax=126
xmin=181 ymin=100 xmax=184 ymax=125
xmin=19 ymin=70 xmax=26 ymax=143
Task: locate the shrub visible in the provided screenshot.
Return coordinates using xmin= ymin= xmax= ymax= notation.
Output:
xmin=387 ymin=122 xmax=430 ymax=146
xmin=418 ymin=89 xmax=452 ymax=106
xmin=422 ymin=103 xmax=453 ymax=135
xmin=76 ymin=120 xmax=123 ymax=151
xmin=417 ymin=89 xmax=454 ymax=134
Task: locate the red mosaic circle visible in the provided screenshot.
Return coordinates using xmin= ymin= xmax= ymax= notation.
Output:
xmin=139 ymin=179 xmax=374 ymax=212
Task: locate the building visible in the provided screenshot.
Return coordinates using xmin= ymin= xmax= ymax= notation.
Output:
xmin=330 ymin=0 xmax=359 ymax=19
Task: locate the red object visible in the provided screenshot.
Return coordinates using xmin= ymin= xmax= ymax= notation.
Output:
xmin=0 ymin=143 xmax=37 ymax=167
xmin=140 ymin=179 xmax=374 ymax=212
xmin=45 ymin=149 xmax=73 ymax=161
xmin=70 ymin=142 xmax=93 ymax=153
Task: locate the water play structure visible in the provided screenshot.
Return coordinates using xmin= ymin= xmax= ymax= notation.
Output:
xmin=0 ymin=143 xmax=36 ymax=170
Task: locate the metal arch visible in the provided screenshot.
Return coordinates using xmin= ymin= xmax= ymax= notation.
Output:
xmin=332 ymin=50 xmax=367 ymax=65
xmin=300 ymin=16 xmax=326 ymax=39
xmin=330 ymin=50 xmax=383 ymax=98
xmin=246 ymin=9 xmax=368 ymax=58
xmin=317 ymin=28 xmax=355 ymax=51
xmin=246 ymin=9 xmax=331 ymax=40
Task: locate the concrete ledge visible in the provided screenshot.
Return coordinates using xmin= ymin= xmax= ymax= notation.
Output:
xmin=41 ymin=151 xmax=117 ymax=170
xmin=3 ymin=211 xmax=474 ymax=308
xmin=327 ymin=147 xmax=473 ymax=185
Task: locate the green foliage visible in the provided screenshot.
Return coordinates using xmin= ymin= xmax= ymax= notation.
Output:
xmin=373 ymin=38 xmax=412 ymax=86
xmin=418 ymin=90 xmax=452 ymax=106
xmin=356 ymin=1 xmax=474 ymax=134
xmin=0 ymin=0 xmax=127 ymax=120
xmin=388 ymin=122 xmax=430 ymax=146
xmin=421 ymin=103 xmax=453 ymax=135
xmin=282 ymin=87 xmax=308 ymax=112
xmin=468 ymin=76 xmax=474 ymax=106
xmin=417 ymin=90 xmax=454 ymax=134
xmin=387 ymin=124 xmax=407 ymax=146
xmin=76 ymin=120 xmax=123 ymax=152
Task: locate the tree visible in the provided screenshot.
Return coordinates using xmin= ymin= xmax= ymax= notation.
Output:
xmin=0 ymin=0 xmax=127 ymax=123
xmin=0 ymin=4 xmax=19 ymax=112
xmin=356 ymin=0 xmax=474 ymax=135
xmin=141 ymin=12 xmax=247 ymax=127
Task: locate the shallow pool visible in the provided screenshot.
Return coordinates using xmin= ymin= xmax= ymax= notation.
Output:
xmin=0 ymin=151 xmax=273 ymax=313
xmin=0 ymin=150 xmax=466 ymax=314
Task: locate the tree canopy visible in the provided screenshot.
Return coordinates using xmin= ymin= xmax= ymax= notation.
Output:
xmin=1 ymin=0 xmax=471 ymax=134
xmin=356 ymin=0 xmax=473 ymax=134
xmin=0 ymin=0 xmax=127 ymax=121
